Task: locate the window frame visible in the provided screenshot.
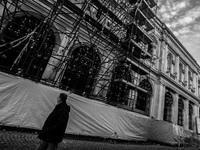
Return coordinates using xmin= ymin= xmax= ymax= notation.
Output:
xmin=189 ymin=102 xmax=193 ymax=130
xmin=178 ymin=97 xmax=184 ymax=126
xmin=163 ymin=91 xmax=173 ymax=122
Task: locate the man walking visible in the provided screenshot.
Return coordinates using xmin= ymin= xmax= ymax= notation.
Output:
xmin=35 ymin=93 xmax=70 ymax=150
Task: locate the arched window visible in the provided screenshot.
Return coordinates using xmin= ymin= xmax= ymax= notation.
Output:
xmin=189 ymin=103 xmax=193 ymax=130
xmin=61 ymin=45 xmax=101 ymax=96
xmin=163 ymin=91 xmax=173 ymax=122
xmin=178 ymin=98 xmax=184 ymax=126
xmin=0 ymin=15 xmax=55 ymax=80
xmin=107 ymin=65 xmax=131 ymax=105
xmin=135 ymin=79 xmax=152 ymax=114
xmin=167 ymin=53 xmax=172 ymax=73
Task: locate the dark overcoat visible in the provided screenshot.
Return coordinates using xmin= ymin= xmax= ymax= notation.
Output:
xmin=38 ymin=102 xmax=70 ymax=143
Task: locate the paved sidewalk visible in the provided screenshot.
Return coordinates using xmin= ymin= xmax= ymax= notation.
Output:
xmin=0 ymin=129 xmax=200 ymax=150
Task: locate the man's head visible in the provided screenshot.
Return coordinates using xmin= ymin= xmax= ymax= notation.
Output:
xmin=57 ymin=93 xmax=68 ymax=104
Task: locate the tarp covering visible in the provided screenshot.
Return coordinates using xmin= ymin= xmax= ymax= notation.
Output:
xmin=148 ymin=120 xmax=189 ymax=145
xmin=0 ymin=72 xmax=192 ymax=144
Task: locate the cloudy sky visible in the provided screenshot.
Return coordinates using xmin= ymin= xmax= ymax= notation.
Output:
xmin=157 ymin=0 xmax=200 ymax=65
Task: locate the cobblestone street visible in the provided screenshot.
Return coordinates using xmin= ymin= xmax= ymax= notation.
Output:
xmin=1 ymin=129 xmax=200 ymax=150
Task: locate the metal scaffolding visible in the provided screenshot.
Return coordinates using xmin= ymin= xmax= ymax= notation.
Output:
xmin=0 ymin=0 xmax=158 ymax=115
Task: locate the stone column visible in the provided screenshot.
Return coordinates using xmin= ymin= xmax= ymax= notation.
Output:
xmin=0 ymin=1 xmax=12 ymax=29
xmin=184 ymin=99 xmax=189 ymax=130
xmin=151 ymin=81 xmax=158 ymax=118
xmin=156 ymin=41 xmax=161 ymax=71
xmin=155 ymin=82 xmax=166 ymax=120
xmin=151 ymin=43 xmax=157 ymax=69
xmin=172 ymin=93 xmax=179 ymax=124
xmin=53 ymin=30 xmax=76 ymax=82
xmin=163 ymin=44 xmax=168 ymax=73
xmin=42 ymin=30 xmax=70 ymax=80
xmin=0 ymin=1 xmax=5 ymax=16
xmin=159 ymin=31 xmax=168 ymax=73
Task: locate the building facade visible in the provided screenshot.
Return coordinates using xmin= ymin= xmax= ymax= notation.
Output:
xmin=0 ymin=0 xmax=200 ymax=138
xmin=153 ymin=19 xmax=200 ymax=131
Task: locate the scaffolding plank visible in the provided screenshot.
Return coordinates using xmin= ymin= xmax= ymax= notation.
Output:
xmin=140 ymin=0 xmax=155 ymax=19
xmin=91 ymin=0 xmax=124 ymax=26
xmin=113 ymin=79 xmax=148 ymax=93
xmin=146 ymin=0 xmax=157 ymax=8
xmin=64 ymin=0 xmax=120 ymax=44
xmin=130 ymin=8 xmax=154 ymax=32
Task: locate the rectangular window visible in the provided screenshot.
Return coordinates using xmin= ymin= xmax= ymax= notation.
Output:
xmin=188 ymin=70 xmax=193 ymax=91
xmin=198 ymin=79 xmax=200 ymax=97
xmin=164 ymin=91 xmax=173 ymax=122
xmin=179 ymin=62 xmax=186 ymax=86
xmin=128 ymin=90 xmax=137 ymax=108
xmin=179 ymin=63 xmax=183 ymax=82
xmin=182 ymin=65 xmax=185 ymax=81
xmin=171 ymin=56 xmax=175 ymax=74
xmin=189 ymin=102 xmax=193 ymax=130
xmin=178 ymin=97 xmax=184 ymax=126
xmin=178 ymin=60 xmax=187 ymax=86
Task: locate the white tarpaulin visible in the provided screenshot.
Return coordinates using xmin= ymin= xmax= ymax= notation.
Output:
xmin=0 ymin=72 xmax=190 ymax=144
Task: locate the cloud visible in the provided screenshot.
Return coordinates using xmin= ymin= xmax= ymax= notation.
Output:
xmin=193 ymin=24 xmax=200 ymax=33
xmin=165 ymin=21 xmax=178 ymax=28
xmin=158 ymin=0 xmax=190 ymax=22
xmin=159 ymin=4 xmax=200 ymax=30
xmin=174 ymin=1 xmax=189 ymax=11
xmin=179 ymin=35 xmax=200 ymax=64
xmin=178 ymin=16 xmax=193 ymax=26
xmin=158 ymin=0 xmax=200 ymax=65
xmin=177 ymin=6 xmax=200 ymax=26
xmin=178 ymin=26 xmax=191 ymax=35
xmin=173 ymin=31 xmax=180 ymax=37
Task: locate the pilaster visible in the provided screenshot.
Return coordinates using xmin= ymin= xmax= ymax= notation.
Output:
xmin=172 ymin=93 xmax=179 ymax=124
xmin=42 ymin=29 xmax=70 ymax=80
xmin=155 ymin=82 xmax=166 ymax=120
xmin=54 ymin=29 xmax=75 ymax=82
xmin=163 ymin=43 xmax=168 ymax=73
xmin=159 ymin=32 xmax=168 ymax=73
